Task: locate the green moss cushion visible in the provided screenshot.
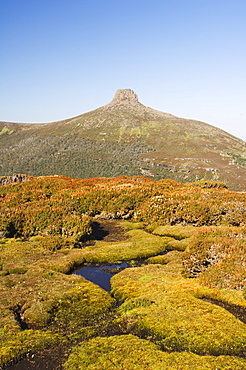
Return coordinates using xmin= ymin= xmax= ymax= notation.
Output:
xmin=64 ymin=334 xmax=246 ymax=370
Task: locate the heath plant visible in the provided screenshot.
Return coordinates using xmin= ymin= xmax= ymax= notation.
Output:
xmin=182 ymin=226 xmax=246 ymax=290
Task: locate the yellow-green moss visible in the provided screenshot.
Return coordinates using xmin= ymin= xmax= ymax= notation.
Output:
xmin=80 ymin=229 xmax=173 ymax=263
xmin=64 ymin=334 xmax=246 ymax=370
xmin=111 ymin=264 xmax=246 ymax=356
xmin=0 ymin=330 xmax=63 ymax=366
xmin=0 ymin=266 xmax=115 ymax=336
xmin=121 ymin=221 xmax=144 ymax=229
xmin=147 ymin=250 xmax=183 ymax=265
xmin=0 ymin=126 xmax=14 ymax=136
xmin=151 ymin=225 xmax=198 ymax=239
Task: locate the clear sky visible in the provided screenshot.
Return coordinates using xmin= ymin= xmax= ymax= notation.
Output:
xmin=1 ymin=0 xmax=246 ymax=140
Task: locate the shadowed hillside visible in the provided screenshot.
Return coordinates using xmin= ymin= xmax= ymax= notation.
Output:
xmin=1 ymin=89 xmax=246 ymax=189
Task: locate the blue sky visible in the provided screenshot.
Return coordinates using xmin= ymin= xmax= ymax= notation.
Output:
xmin=1 ymin=0 xmax=246 ymax=140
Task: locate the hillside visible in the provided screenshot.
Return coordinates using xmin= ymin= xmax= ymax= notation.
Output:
xmin=1 ymin=89 xmax=246 ymax=189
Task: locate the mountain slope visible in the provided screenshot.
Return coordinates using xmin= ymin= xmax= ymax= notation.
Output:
xmin=1 ymin=89 xmax=246 ymax=189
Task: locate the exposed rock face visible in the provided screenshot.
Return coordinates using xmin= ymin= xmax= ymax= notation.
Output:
xmin=103 ymin=89 xmax=173 ymax=119
xmin=0 ymin=174 xmax=31 ymax=186
xmin=113 ymin=89 xmax=139 ymax=104
xmin=104 ymin=89 xmax=144 ymax=110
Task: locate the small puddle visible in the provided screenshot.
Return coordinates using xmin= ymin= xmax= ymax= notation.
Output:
xmin=74 ymin=220 xmax=134 ymax=291
xmin=74 ymin=263 xmax=129 ymax=292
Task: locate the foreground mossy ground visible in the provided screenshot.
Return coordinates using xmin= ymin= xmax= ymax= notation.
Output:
xmin=0 ymin=175 xmax=246 ymax=368
xmin=111 ymin=263 xmax=246 ymax=357
xmin=0 ymin=262 xmax=114 ymax=365
xmin=64 ymin=334 xmax=246 ymax=370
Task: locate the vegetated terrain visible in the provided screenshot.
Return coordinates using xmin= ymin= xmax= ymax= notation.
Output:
xmin=0 ymin=175 xmax=246 ymax=369
xmin=1 ymin=89 xmax=246 ymax=190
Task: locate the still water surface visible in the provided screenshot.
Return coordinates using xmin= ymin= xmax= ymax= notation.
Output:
xmin=74 ymin=263 xmax=129 ymax=291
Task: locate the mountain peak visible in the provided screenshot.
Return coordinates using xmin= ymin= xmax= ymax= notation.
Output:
xmin=104 ymin=89 xmax=142 ymax=109
xmin=103 ymin=89 xmax=173 ymax=119
xmin=113 ymin=89 xmax=139 ymax=103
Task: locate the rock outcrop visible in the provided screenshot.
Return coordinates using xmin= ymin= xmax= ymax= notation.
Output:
xmin=0 ymin=174 xmax=31 ymax=186
xmin=103 ymin=89 xmax=151 ymax=112
xmin=105 ymin=89 xmax=140 ymax=108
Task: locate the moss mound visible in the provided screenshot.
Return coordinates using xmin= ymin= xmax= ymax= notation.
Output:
xmin=64 ymin=334 xmax=246 ymax=370
xmin=81 ymin=229 xmax=173 ymax=263
xmin=0 ymin=265 xmax=115 ymax=365
xmin=0 ymin=330 xmax=63 ymax=366
xmin=111 ymin=264 xmax=246 ymax=356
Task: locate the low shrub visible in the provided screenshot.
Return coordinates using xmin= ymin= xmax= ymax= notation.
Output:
xmin=192 ymin=180 xmax=228 ymax=189
xmin=182 ymin=226 xmax=246 ymax=290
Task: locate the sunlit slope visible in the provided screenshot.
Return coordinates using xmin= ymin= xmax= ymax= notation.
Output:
xmin=1 ymin=89 xmax=246 ymax=189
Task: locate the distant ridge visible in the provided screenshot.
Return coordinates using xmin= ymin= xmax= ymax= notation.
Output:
xmin=0 ymin=89 xmax=246 ymax=190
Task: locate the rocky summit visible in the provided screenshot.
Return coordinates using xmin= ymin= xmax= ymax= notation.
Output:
xmin=0 ymin=89 xmax=246 ymax=190
xmin=105 ymin=89 xmax=140 ymax=108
